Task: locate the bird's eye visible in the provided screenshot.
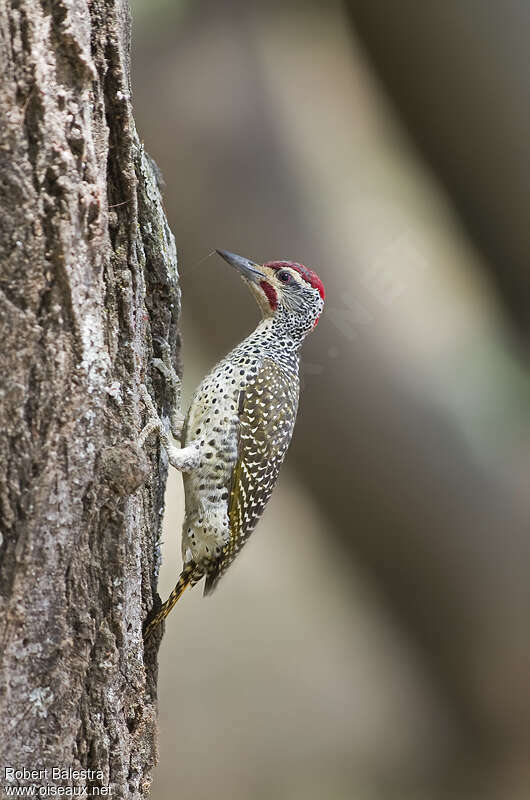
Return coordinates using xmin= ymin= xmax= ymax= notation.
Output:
xmin=277 ymin=270 xmax=293 ymax=284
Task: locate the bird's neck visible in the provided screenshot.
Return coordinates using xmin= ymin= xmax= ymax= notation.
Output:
xmin=248 ymin=315 xmax=305 ymax=372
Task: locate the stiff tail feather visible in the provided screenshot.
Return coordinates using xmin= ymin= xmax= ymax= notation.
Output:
xmin=143 ymin=564 xmax=194 ymax=639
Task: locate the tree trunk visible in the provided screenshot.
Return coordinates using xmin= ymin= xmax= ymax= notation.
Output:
xmin=0 ymin=1 xmax=178 ymax=795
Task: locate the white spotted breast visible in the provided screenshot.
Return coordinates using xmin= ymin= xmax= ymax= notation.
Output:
xmin=203 ymin=357 xmax=299 ymax=594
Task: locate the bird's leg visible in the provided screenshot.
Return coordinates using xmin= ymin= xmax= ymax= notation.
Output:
xmin=139 ymin=385 xmax=200 ymax=472
xmin=151 ymin=338 xmax=185 ymax=440
xmin=140 ymin=348 xmax=202 ymax=640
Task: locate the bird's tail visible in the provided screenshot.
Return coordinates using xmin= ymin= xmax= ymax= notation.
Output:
xmin=143 ymin=563 xmax=194 ymax=639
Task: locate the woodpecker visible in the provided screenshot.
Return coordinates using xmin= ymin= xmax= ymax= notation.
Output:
xmin=141 ymin=249 xmax=325 ymax=637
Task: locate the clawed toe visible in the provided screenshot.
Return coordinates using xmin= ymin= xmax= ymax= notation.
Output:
xmin=152 ymin=340 xmax=180 ymax=387
xmin=138 ymin=385 xmax=163 ymax=447
xmin=151 ymin=341 xmax=184 ymax=440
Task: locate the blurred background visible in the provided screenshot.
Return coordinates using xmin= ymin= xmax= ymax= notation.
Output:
xmin=131 ymin=1 xmax=530 ymax=798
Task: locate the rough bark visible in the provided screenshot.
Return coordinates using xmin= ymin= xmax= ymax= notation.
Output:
xmin=0 ymin=1 xmax=178 ymax=796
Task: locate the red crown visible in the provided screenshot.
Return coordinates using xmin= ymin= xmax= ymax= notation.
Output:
xmin=264 ymin=261 xmax=325 ymax=301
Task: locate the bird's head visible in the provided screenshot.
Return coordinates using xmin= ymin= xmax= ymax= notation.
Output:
xmin=216 ymin=249 xmax=325 ymax=336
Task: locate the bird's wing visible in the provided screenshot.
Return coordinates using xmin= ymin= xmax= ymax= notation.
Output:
xmin=203 ymin=358 xmax=299 ymax=594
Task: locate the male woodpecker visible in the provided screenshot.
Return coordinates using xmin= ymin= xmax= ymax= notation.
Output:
xmin=141 ymin=250 xmax=325 ymax=637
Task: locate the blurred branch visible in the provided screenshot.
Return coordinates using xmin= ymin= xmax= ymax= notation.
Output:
xmin=347 ymin=0 xmax=530 ymax=342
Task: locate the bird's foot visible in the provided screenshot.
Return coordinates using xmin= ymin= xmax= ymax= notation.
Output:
xmin=152 ymin=337 xmax=184 ymax=440
xmin=139 ymin=385 xmax=200 ymax=472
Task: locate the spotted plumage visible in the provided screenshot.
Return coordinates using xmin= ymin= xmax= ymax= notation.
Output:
xmin=204 ymin=357 xmax=299 ymax=594
xmin=142 ymin=250 xmax=325 ymax=637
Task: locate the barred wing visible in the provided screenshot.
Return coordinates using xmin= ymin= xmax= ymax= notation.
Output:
xmin=204 ymin=358 xmax=299 ymax=594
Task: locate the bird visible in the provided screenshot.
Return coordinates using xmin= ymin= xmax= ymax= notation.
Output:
xmin=141 ymin=249 xmax=325 ymax=638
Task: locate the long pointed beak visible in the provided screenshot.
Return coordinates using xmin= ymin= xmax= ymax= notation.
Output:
xmin=216 ymin=249 xmax=266 ymax=284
